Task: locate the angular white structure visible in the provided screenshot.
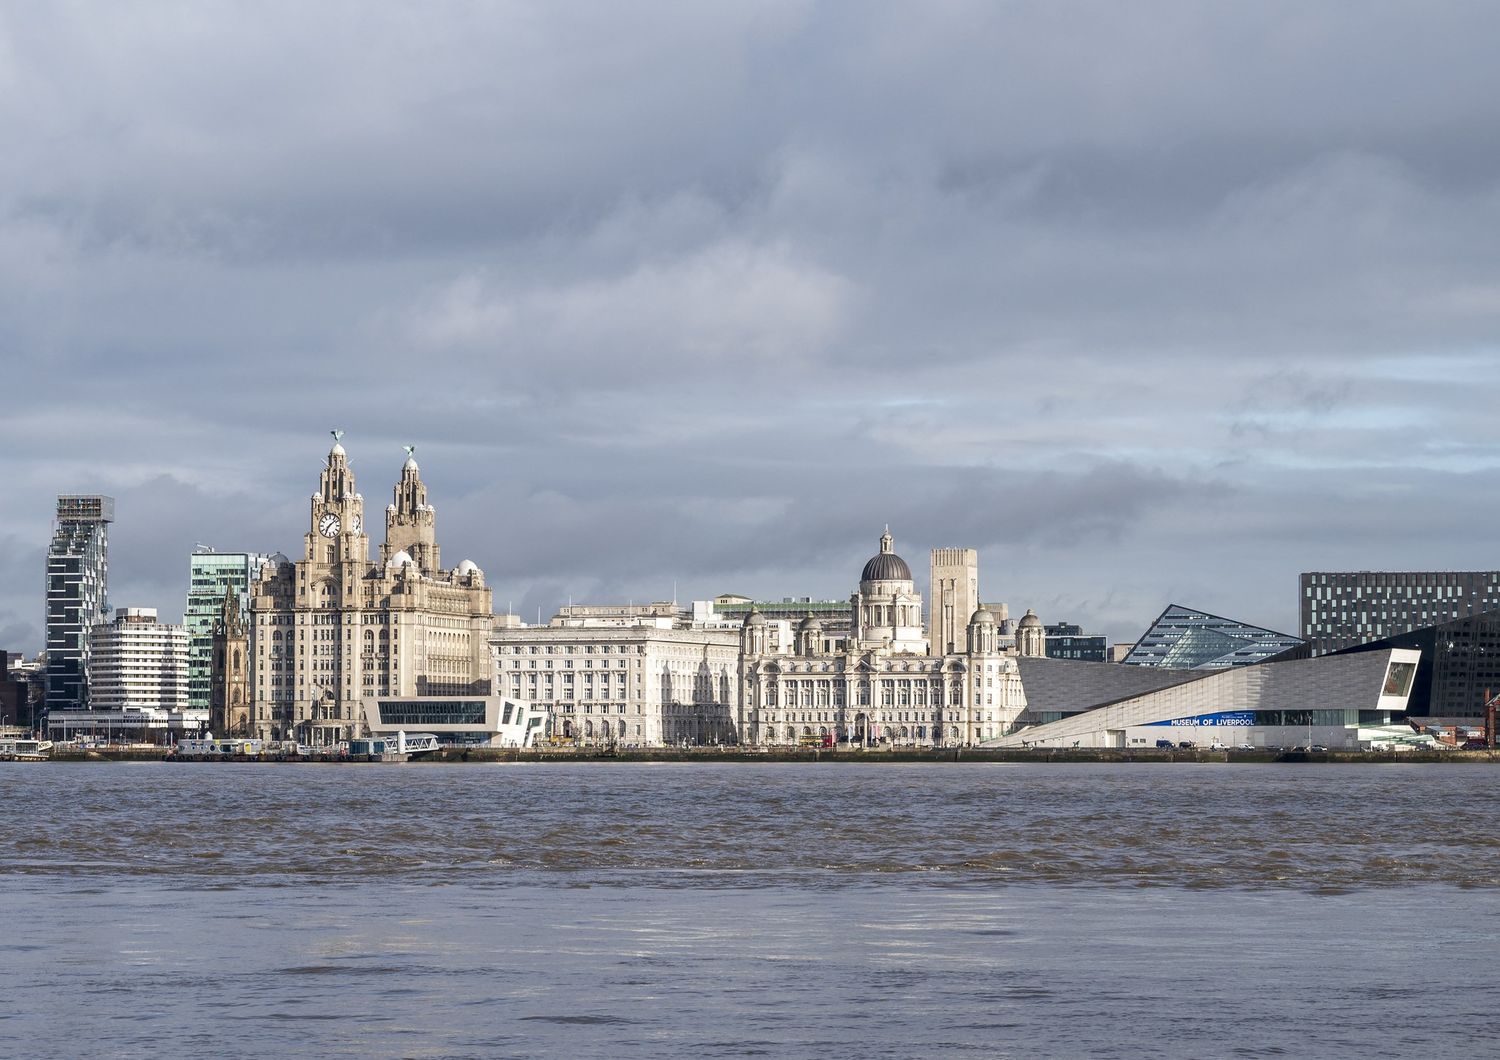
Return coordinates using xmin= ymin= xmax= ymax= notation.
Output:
xmin=361 ymin=696 xmax=551 ymax=748
xmin=986 ymin=648 xmax=1420 ymax=750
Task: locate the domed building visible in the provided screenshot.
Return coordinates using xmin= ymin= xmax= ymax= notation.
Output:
xmin=852 ymin=528 xmax=927 ymax=653
xmin=738 ymin=527 xmax=1029 ymax=747
xmin=247 ymin=435 xmax=495 ymax=745
xmin=1015 ymin=608 xmax=1046 ymax=658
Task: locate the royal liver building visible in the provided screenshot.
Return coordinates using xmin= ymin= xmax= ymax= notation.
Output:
xmin=739 ymin=529 xmax=1031 ymax=747
xmin=248 ymin=436 xmax=493 ymax=744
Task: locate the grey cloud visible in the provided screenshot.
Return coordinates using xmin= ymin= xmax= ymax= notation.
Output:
xmin=3 ymin=3 xmax=1500 ymax=652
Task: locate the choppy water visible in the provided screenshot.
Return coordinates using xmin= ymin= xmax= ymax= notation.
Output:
xmin=3 ymin=763 xmax=1498 ymax=1057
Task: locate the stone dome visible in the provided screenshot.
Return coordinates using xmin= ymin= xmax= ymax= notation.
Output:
xmin=743 ymin=608 xmax=766 ymax=627
xmin=798 ymin=612 xmax=823 ymax=632
xmin=969 ymin=608 xmax=996 ymax=626
xmin=388 ymin=549 xmax=415 ymax=567
xmin=1017 ymin=608 xmax=1042 ymax=629
xmin=860 ymin=527 xmax=912 ymax=583
xmin=455 ymin=559 xmax=480 ymax=575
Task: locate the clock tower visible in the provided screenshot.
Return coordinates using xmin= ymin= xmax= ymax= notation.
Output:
xmin=304 ymin=430 xmax=368 ymax=569
xmin=247 ymin=432 xmax=495 ymax=746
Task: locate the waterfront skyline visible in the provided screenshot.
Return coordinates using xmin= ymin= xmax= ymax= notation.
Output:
xmin=6 ymin=4 xmax=1500 ymax=652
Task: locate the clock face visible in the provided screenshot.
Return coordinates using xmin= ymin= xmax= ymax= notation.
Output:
xmin=350 ymin=515 xmax=362 ymax=534
xmin=318 ymin=512 xmax=340 ymax=537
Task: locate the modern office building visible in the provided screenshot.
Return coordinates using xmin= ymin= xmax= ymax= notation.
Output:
xmin=44 ymin=495 xmax=115 ymax=714
xmin=1044 ymin=622 xmax=1108 ymax=662
xmin=88 ymin=608 xmax=190 ymax=712
xmin=1122 ymin=604 xmax=1306 ymax=670
xmin=184 ymin=548 xmax=271 ymax=711
xmin=704 ymin=596 xmax=853 ymax=639
xmin=248 ymin=437 xmax=495 ymax=745
xmin=1329 ymin=609 xmax=1500 ymax=719
xmin=987 ymin=648 xmax=1421 ymax=750
xmin=1300 ymin=570 xmax=1500 ymax=656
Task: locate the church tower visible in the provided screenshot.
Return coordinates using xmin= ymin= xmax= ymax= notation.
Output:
xmin=382 ymin=447 xmax=440 ymax=574
xmin=210 ymin=586 xmax=249 ymax=735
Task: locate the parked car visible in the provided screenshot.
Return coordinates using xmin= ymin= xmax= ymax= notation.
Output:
xmin=1155 ymin=739 xmax=1175 ymax=749
xmin=1177 ymin=740 xmax=1195 ymax=750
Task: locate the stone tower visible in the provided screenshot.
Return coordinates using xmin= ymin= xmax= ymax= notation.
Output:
xmin=930 ymin=547 xmax=979 ymax=657
xmin=382 ymin=446 xmax=440 ymax=574
xmin=210 ymin=586 xmax=250 ymax=735
xmin=1016 ymin=608 xmax=1046 ymax=658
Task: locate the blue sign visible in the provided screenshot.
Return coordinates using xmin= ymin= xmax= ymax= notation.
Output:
xmin=1145 ymin=711 xmax=1257 ymax=727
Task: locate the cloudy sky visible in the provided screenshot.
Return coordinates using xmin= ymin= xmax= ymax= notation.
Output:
xmin=4 ymin=2 xmax=1500 ymax=650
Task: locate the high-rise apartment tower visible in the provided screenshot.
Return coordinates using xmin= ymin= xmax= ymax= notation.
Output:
xmin=45 ymin=495 xmax=114 ymax=713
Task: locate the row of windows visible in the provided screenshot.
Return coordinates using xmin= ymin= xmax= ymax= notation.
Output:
xmin=499 ymin=644 xmax=642 ymax=655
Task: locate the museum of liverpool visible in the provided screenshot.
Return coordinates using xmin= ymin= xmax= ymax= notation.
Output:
xmin=983 ymin=647 xmax=1422 ymax=750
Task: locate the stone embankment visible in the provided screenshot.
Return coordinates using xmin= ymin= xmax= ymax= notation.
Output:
xmin=41 ymin=746 xmax=1500 ymax=764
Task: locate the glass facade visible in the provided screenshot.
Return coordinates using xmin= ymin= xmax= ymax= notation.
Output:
xmin=1300 ymin=570 xmax=1500 ymax=656
xmin=184 ymin=551 xmax=270 ymax=711
xmin=376 ymin=699 xmax=489 ymax=726
xmin=1332 ymin=610 xmax=1500 ymax=718
xmin=1122 ymin=604 xmax=1306 ymax=670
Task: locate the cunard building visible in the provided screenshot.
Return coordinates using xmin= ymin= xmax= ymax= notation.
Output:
xmin=248 ymin=435 xmax=494 ymax=744
xmin=738 ymin=529 xmax=1032 ymax=747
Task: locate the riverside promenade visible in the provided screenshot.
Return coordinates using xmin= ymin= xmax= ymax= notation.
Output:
xmin=43 ymin=744 xmax=1500 ymax=765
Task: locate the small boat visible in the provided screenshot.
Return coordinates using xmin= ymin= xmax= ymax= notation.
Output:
xmin=0 ymin=738 xmax=53 ymax=761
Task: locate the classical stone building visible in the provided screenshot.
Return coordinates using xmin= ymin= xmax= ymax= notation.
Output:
xmin=739 ymin=529 xmax=1028 ymax=747
xmin=248 ymin=436 xmax=494 ymax=744
xmin=490 ymin=625 xmax=740 ymax=746
xmin=209 ymin=587 xmax=250 ymax=736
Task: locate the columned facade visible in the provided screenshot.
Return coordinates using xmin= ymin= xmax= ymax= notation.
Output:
xmin=739 ymin=530 xmax=1026 ymax=747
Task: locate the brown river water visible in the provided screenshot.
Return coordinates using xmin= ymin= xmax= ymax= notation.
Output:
xmin=2 ymin=762 xmax=1497 ymax=1057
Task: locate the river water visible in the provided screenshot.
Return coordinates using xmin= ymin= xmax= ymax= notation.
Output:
xmin=3 ymin=762 xmax=1497 ymax=1058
